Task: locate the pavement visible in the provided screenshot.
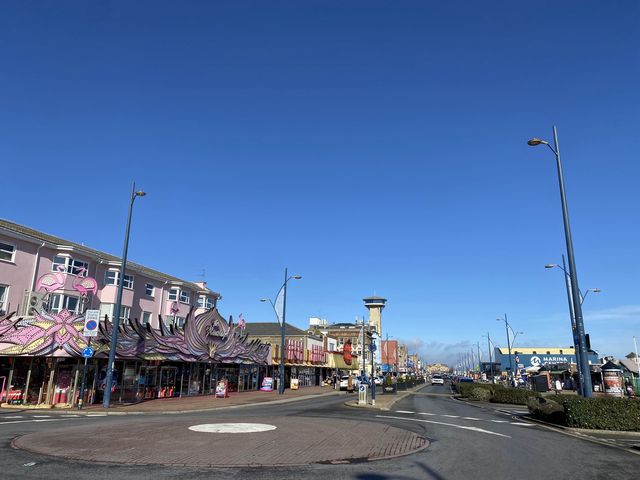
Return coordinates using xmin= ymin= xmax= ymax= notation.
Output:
xmin=9 ymin=387 xmax=431 ymax=468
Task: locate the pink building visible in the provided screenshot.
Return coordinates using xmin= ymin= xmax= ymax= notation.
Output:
xmin=0 ymin=219 xmax=271 ymax=407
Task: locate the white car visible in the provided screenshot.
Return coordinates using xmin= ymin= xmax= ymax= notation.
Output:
xmin=431 ymin=375 xmax=444 ymax=385
xmin=339 ymin=376 xmax=351 ymax=390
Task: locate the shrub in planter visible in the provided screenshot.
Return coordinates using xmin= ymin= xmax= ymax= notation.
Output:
xmin=527 ymin=396 xmax=565 ymax=424
xmin=490 ymin=387 xmax=540 ymax=405
xmin=560 ymin=396 xmax=640 ymax=431
xmin=468 ymin=386 xmax=493 ymax=402
xmin=457 ymin=382 xmax=496 ymax=398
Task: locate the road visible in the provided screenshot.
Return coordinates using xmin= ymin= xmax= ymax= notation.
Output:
xmin=1 ymin=383 xmax=638 ymax=479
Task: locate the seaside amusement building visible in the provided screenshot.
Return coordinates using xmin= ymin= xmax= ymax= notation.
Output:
xmin=0 ymin=219 xmax=274 ymax=406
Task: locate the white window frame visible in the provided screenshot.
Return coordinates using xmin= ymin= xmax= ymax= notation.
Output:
xmin=179 ymin=290 xmax=190 ymax=304
xmin=104 ymin=270 xmax=134 ymax=289
xmin=0 ymin=242 xmax=16 ymax=263
xmin=142 ymin=311 xmax=152 ymax=326
xmin=49 ymin=294 xmax=80 ymax=314
xmin=168 ymin=288 xmax=179 ymax=301
xmin=120 ymin=306 xmax=131 ymax=324
xmin=197 ymin=295 xmax=213 ymax=309
xmin=52 ymin=255 xmax=89 ymax=276
xmin=0 ymin=284 xmax=8 ymax=313
xmin=145 ymin=283 xmax=155 ymax=297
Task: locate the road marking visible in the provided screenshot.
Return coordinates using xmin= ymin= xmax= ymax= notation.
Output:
xmin=394 ymin=410 xmax=415 ymax=414
xmin=61 ymin=414 xmax=80 ymax=417
xmin=462 ymin=417 xmax=481 ymax=420
xmin=490 ymin=420 xmax=508 ymax=423
xmin=0 ymin=419 xmax=66 ymax=426
xmin=32 ymin=415 xmax=51 ymax=418
xmin=376 ymin=415 xmax=511 ymax=438
xmin=3 ymin=416 xmax=24 ymax=419
xmin=417 ymin=412 xmax=436 ymax=416
xmin=510 ymin=422 xmax=534 ymax=426
xmin=86 ymin=414 xmax=107 ymax=417
xmin=442 ymin=415 xmax=459 ymax=418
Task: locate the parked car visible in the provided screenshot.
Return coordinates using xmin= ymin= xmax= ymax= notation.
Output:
xmin=339 ymin=375 xmax=350 ymax=390
xmin=431 ymin=374 xmax=445 ymax=386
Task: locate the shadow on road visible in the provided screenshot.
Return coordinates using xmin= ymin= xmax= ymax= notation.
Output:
xmin=355 ymin=461 xmax=446 ymax=480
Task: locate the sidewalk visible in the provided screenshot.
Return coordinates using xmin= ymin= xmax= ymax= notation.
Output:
xmin=345 ymin=384 xmax=427 ymax=411
xmin=1 ymin=385 xmax=342 ymax=415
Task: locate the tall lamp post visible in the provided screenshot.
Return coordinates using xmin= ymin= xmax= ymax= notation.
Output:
xmin=260 ymin=268 xmax=302 ymax=395
xmin=103 ymin=183 xmax=146 ymax=408
xmin=529 ymin=127 xmax=593 ymax=397
xmin=483 ymin=333 xmax=494 ymax=382
xmin=545 ymin=258 xmax=600 ymax=396
xmin=496 ymin=314 xmax=522 ymax=386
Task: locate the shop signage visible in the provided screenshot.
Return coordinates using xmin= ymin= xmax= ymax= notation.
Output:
xmin=290 ymin=378 xmax=299 ymax=390
xmin=603 ymin=371 xmax=623 ymax=396
xmin=260 ymin=377 xmax=274 ymax=392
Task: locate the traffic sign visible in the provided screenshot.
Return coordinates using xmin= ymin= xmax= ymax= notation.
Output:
xmin=359 ymin=384 xmax=366 ymax=392
xmin=515 ymin=355 xmax=520 ymax=363
xmin=83 ymin=310 xmax=100 ymax=337
xmin=82 ymin=347 xmax=94 ymax=358
xmin=369 ymin=343 xmax=377 ymax=352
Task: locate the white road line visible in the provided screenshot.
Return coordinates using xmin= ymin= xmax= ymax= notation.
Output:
xmin=0 ymin=419 xmax=66 ymax=426
xmin=510 ymin=422 xmax=534 ymax=426
xmin=417 ymin=413 xmax=436 ymax=416
xmin=32 ymin=415 xmax=51 ymax=418
xmin=86 ymin=414 xmax=107 ymax=417
xmin=2 ymin=416 xmax=24 ymax=419
xmin=462 ymin=417 xmax=481 ymax=420
xmin=394 ymin=410 xmax=415 ymax=414
xmin=61 ymin=414 xmax=80 ymax=417
xmin=376 ymin=415 xmax=511 ymax=438
xmin=442 ymin=415 xmax=459 ymax=418
xmin=490 ymin=420 xmax=508 ymax=423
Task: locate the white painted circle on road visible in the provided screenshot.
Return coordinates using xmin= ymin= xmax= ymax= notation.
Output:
xmin=188 ymin=423 xmax=277 ymax=433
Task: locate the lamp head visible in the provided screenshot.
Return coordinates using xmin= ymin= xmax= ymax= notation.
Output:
xmin=135 ymin=191 xmax=146 ymax=197
xmin=292 ymin=275 xmax=302 ymax=280
xmin=544 ymin=264 xmax=557 ymax=269
xmin=527 ymin=138 xmax=549 ymax=146
xmin=591 ymin=288 xmax=601 ymax=293
xmin=259 ymin=298 xmax=268 ymax=303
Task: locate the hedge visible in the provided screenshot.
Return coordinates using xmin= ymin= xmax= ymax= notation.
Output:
xmin=490 ymin=387 xmax=540 ymax=405
xmin=560 ymin=396 xmax=640 ymax=431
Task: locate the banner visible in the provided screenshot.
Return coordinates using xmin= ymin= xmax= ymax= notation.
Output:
xmin=260 ymin=377 xmax=274 ymax=392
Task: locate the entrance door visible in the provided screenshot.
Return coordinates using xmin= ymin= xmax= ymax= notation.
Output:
xmin=159 ymin=367 xmax=177 ymax=397
xmin=138 ymin=366 xmax=158 ymax=399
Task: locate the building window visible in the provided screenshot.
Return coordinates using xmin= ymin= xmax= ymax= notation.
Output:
xmin=163 ymin=315 xmax=185 ymax=328
xmin=168 ymin=288 xmax=179 ymax=301
xmin=142 ymin=311 xmax=152 ymax=325
xmin=49 ymin=294 xmax=80 ymax=314
xmin=99 ymin=303 xmax=131 ymax=323
xmin=179 ymin=291 xmax=190 ymax=304
xmin=52 ymin=255 xmax=89 ymax=276
xmin=196 ymin=296 xmax=213 ymax=309
xmin=104 ymin=270 xmax=134 ymax=289
xmin=0 ymin=242 xmax=16 ymax=262
xmin=0 ymin=284 xmax=8 ymax=313
xmin=145 ymin=283 xmax=155 ymax=297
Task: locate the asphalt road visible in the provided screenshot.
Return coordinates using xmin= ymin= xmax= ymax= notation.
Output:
xmin=1 ymin=383 xmax=638 ymax=479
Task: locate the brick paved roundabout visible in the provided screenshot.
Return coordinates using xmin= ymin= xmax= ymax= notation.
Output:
xmin=12 ymin=416 xmax=428 ymax=467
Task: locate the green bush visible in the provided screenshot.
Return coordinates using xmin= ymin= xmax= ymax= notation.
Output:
xmin=457 ymin=382 xmax=496 ymax=398
xmin=468 ymin=386 xmax=493 ymax=402
xmin=560 ymin=396 xmax=640 ymax=431
xmin=490 ymin=387 xmax=540 ymax=405
xmin=527 ymin=396 xmax=565 ymax=424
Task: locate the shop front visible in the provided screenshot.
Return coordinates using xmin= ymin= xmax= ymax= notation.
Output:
xmin=0 ymin=308 xmax=271 ymax=407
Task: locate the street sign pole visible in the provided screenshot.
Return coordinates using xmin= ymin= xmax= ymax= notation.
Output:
xmin=78 ymin=339 xmax=92 ymax=410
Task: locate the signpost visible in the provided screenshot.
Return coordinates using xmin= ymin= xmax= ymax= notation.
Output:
xmin=83 ymin=310 xmax=100 ymax=337
xmin=78 ymin=341 xmax=93 ymax=410
xmin=369 ymin=342 xmax=377 ymax=405
xmin=358 ymin=383 xmax=367 ymax=405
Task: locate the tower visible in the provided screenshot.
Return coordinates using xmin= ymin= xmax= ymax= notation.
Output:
xmin=363 ymin=296 xmax=386 ymax=335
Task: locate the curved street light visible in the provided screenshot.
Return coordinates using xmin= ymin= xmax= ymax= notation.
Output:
xmin=103 ymin=183 xmax=146 ymax=408
xmin=529 ymin=126 xmax=593 ymax=397
xmin=260 ymin=268 xmax=301 ymax=394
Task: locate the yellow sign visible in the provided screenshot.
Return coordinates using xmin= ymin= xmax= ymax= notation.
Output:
xmin=290 ymin=378 xmax=299 ymax=390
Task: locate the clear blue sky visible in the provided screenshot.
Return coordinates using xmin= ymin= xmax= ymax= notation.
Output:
xmin=2 ymin=2 xmax=639 ymax=366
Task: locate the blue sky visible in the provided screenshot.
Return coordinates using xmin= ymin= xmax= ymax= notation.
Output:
xmin=2 ymin=2 xmax=639 ymax=366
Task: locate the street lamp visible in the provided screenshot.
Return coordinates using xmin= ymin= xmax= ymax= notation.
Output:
xmin=529 ymin=126 xmax=593 ymax=397
xmin=496 ymin=314 xmax=516 ymax=385
xmin=482 ymin=333 xmax=495 ymax=382
xmin=103 ymin=183 xmax=146 ymax=408
xmin=260 ymin=268 xmax=301 ymax=395
xmin=545 ymin=257 xmax=600 ymax=396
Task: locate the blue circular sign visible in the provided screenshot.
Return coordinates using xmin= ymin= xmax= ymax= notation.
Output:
xmin=369 ymin=343 xmax=377 ymax=352
xmin=82 ymin=347 xmax=94 ymax=358
xmin=85 ymin=320 xmax=98 ymax=331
